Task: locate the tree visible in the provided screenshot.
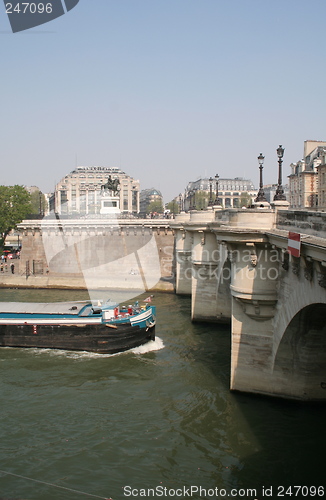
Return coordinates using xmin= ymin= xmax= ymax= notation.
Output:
xmin=166 ymin=200 xmax=180 ymax=215
xmin=194 ymin=190 xmax=209 ymax=210
xmin=30 ymin=190 xmax=48 ymax=215
xmin=240 ymin=192 xmax=252 ymax=208
xmin=147 ymin=200 xmax=164 ymax=214
xmin=0 ymin=185 xmax=32 ymax=246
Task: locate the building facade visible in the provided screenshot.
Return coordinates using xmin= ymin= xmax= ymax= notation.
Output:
xmin=288 ymin=141 xmax=326 ymax=209
xmin=50 ymin=166 xmax=140 ymax=215
xmin=317 ymin=156 xmax=326 ymax=210
xmin=139 ymin=188 xmax=164 ymax=216
xmin=184 ymin=177 xmax=257 ymax=209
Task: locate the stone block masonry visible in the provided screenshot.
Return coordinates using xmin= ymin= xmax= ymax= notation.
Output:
xmin=7 ymin=218 xmax=175 ymax=292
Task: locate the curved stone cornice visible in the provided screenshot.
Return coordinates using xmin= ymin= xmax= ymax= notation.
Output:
xmin=234 ymin=297 xmax=278 ymax=321
xmin=230 ymin=285 xmax=278 ymax=302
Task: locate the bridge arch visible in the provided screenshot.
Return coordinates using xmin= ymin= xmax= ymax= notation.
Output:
xmin=273 ymin=303 xmax=326 ymax=400
xmin=272 ymin=273 xmax=326 ymax=361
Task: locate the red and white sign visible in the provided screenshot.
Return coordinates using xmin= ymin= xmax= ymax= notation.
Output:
xmin=287 ymin=232 xmax=301 ymax=257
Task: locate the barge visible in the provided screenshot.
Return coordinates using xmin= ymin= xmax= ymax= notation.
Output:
xmin=0 ymin=300 xmax=156 ymax=354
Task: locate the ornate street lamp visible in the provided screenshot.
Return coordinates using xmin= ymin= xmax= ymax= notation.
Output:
xmin=179 ymin=193 xmax=183 ymax=212
xmin=273 ymin=145 xmax=286 ymax=201
xmin=213 ymin=174 xmax=221 ymax=205
xmin=208 ymin=177 xmax=214 ymax=206
xmin=255 ymin=153 xmax=267 ymax=202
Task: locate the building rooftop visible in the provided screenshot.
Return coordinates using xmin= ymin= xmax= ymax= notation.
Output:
xmin=72 ymin=166 xmax=125 ymax=174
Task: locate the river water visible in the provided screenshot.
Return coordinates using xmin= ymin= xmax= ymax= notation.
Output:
xmin=0 ymin=289 xmax=325 ymax=500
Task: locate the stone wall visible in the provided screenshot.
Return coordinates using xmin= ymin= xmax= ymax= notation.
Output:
xmin=277 ymin=209 xmax=326 ymax=238
xmin=16 ymin=219 xmax=174 ymax=292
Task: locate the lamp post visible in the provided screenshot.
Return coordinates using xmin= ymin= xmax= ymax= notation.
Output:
xmin=213 ymin=174 xmax=221 ymax=205
xmin=255 ymin=153 xmax=267 ymax=203
xmin=208 ymin=177 xmax=214 ymax=206
xmin=273 ymin=145 xmax=286 ymax=201
xmin=179 ymin=193 xmax=183 ymax=212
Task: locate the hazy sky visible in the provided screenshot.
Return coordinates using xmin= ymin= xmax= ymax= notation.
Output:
xmin=1 ymin=0 xmax=325 ymax=202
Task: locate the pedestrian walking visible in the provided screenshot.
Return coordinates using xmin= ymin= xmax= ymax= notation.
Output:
xmin=10 ymin=263 xmax=15 ymax=274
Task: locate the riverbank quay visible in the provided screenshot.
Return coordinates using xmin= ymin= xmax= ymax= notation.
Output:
xmin=0 ymin=272 xmax=87 ymax=289
xmin=0 ymin=272 xmax=174 ymax=291
xmin=7 ymin=216 xmax=175 ymax=293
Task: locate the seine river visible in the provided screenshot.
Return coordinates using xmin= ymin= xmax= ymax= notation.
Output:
xmin=0 ymin=289 xmax=325 ymax=500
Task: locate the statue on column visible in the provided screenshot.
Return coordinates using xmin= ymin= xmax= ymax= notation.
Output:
xmin=101 ymin=175 xmax=120 ymax=196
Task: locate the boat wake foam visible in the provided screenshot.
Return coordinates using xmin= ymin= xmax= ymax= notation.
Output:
xmin=27 ymin=336 xmax=164 ymax=359
xmin=131 ymin=336 xmax=164 ymax=354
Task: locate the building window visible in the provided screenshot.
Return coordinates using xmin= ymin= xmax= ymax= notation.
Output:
xmin=60 ymin=190 xmax=68 ymax=214
xmin=103 ymin=201 xmax=117 ymax=207
xmin=132 ymin=190 xmax=138 ymax=212
xmin=80 ymin=192 xmax=86 ymax=213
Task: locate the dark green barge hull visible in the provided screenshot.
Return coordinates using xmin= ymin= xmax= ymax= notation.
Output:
xmin=0 ymin=323 xmax=155 ymax=354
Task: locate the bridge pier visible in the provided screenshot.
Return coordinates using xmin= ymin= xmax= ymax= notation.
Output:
xmin=228 ymin=242 xmax=279 ymax=396
xmin=175 ymin=228 xmax=192 ymax=295
xmin=191 ymin=231 xmax=219 ymax=322
xmin=213 ymin=242 xmax=232 ymax=322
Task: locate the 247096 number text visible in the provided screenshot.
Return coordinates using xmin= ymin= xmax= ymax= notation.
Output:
xmin=5 ymin=3 xmax=53 ymax=14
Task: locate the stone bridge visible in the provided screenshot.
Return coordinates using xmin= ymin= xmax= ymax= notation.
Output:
xmin=171 ymin=206 xmax=326 ymax=402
